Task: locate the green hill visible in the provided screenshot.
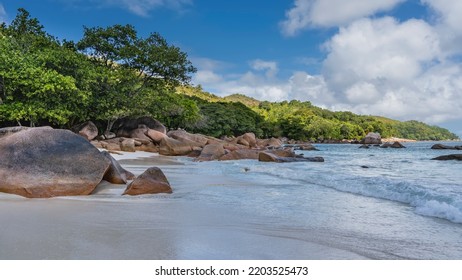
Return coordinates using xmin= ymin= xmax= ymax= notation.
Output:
xmin=175 ymin=86 xmax=459 ymax=141
xmin=223 ymin=94 xmax=261 ymax=107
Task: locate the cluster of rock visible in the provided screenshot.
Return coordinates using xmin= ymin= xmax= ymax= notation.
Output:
xmin=0 ymin=119 xmax=326 ymax=198
xmin=75 ymin=118 xmax=323 ymax=164
xmin=359 ymin=141 xmax=406 ymax=149
xmin=0 ymin=127 xmax=172 ymax=198
xmin=5 ymin=120 xmax=456 ymax=198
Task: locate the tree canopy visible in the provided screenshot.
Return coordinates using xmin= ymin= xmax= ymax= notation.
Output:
xmin=0 ymin=8 xmax=196 ymax=131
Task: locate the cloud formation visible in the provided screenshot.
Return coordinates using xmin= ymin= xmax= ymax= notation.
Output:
xmin=318 ymin=1 xmax=462 ymax=124
xmin=192 ymin=59 xmax=334 ymax=108
xmin=196 ymin=1 xmax=462 ymax=126
xmin=423 ymin=0 xmax=462 ymax=55
xmin=250 ymin=59 xmax=279 ymax=78
xmin=322 ymin=17 xmax=441 ymax=101
xmin=280 ymin=0 xmax=404 ymax=36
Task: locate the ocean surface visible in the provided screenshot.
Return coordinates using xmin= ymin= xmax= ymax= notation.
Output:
xmin=1 ymin=141 xmax=461 ymax=259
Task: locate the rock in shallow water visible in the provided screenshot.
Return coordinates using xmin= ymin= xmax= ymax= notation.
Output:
xmin=0 ymin=127 xmax=111 ymax=198
xmin=258 ymin=151 xmax=324 ymax=163
xmin=431 ymin=154 xmax=462 ymax=161
xmin=219 ymin=149 xmax=260 ymax=161
xmin=381 ymin=141 xmax=406 ymax=148
xmin=101 ymin=151 xmax=134 ymax=184
xmin=195 ymin=143 xmax=225 ymax=162
xmin=431 ymin=144 xmax=462 ymax=150
xmin=123 ymin=167 xmax=172 ymax=195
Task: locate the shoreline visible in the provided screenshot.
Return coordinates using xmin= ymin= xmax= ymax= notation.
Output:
xmin=0 ymin=150 xmax=367 ymax=259
xmin=2 ymin=146 xmax=462 ymax=259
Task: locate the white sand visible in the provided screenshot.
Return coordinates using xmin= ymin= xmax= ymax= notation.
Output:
xmin=0 ymin=151 xmax=366 ymax=260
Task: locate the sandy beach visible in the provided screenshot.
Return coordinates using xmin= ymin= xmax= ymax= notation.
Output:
xmin=0 ymin=151 xmax=365 ymax=260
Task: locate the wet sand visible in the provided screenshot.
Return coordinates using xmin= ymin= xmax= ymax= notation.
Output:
xmin=0 ymin=152 xmax=366 ymax=260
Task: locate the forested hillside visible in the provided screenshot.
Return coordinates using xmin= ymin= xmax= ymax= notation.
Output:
xmin=1 ymin=9 xmax=458 ymax=141
xmin=176 ymin=87 xmax=458 ymax=141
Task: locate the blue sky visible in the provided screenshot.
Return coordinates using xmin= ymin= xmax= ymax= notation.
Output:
xmin=1 ymin=0 xmax=461 ymax=136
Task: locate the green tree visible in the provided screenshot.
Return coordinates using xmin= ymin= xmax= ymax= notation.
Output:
xmin=0 ymin=10 xmax=88 ymax=127
xmin=77 ymin=24 xmax=196 ymax=132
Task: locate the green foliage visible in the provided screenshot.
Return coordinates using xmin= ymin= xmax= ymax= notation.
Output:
xmin=224 ymin=94 xmax=261 ymax=107
xmin=76 ymin=23 xmax=196 ymax=132
xmin=188 ymin=101 xmax=263 ymax=138
xmin=77 ymin=24 xmax=196 ymax=87
xmin=395 ymin=120 xmax=458 ymax=140
xmin=142 ymin=89 xmax=201 ymax=130
xmin=0 ymin=17 xmax=87 ymax=127
xmin=177 ymin=85 xmax=222 ymax=102
xmin=1 ymin=8 xmax=196 ymax=131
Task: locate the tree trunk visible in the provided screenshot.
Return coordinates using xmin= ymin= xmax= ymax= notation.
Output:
xmin=105 ymin=118 xmax=116 ymax=135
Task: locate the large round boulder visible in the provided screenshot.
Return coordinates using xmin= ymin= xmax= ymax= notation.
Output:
xmin=129 ymin=125 xmax=152 ymax=142
xmin=0 ymin=127 xmax=111 ymax=198
xmin=360 ymin=132 xmax=382 ymax=145
xmin=73 ymin=121 xmax=98 ymax=141
xmin=101 ymin=151 xmax=134 ymax=184
xmin=158 ymin=137 xmax=194 ymax=156
xmin=219 ymin=149 xmax=260 ymax=161
xmin=268 ymin=148 xmax=296 ymax=158
xmin=257 ymin=137 xmax=282 ymax=148
xmin=0 ymin=126 xmax=30 ymax=139
xmin=114 ymin=116 xmax=167 ymax=137
xmin=258 ymin=151 xmax=324 ymax=163
xmin=236 ymin=132 xmax=257 ymax=147
xmin=123 ymin=167 xmax=172 ymax=195
xmin=146 ymin=128 xmax=168 ymax=143
xmin=196 ymin=143 xmax=225 ymax=162
xmin=167 ymin=130 xmax=209 ymax=147
xmin=120 ymin=138 xmax=136 ymax=152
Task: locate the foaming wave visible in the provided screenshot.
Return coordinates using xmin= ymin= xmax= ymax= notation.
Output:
xmin=250 ymin=163 xmax=462 ymax=224
xmin=415 ymin=200 xmax=462 ymax=223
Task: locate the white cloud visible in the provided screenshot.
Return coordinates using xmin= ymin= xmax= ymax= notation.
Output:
xmin=319 ymin=15 xmax=462 ymax=124
xmin=288 ymin=72 xmax=335 ymax=107
xmin=422 ymin=0 xmax=462 ymax=55
xmin=192 ymin=60 xmax=288 ymax=102
xmin=423 ymin=0 xmax=462 ymax=33
xmin=194 ymin=70 xmax=223 ymax=85
xmin=195 ymin=14 xmax=462 ymax=125
xmin=250 ymin=59 xmax=278 ymax=78
xmin=193 ymin=1 xmax=462 ymax=127
xmin=323 ymin=17 xmax=441 ymax=96
xmin=345 ymin=82 xmax=381 ymax=104
xmin=192 ymin=61 xmax=333 ymax=107
xmin=280 ymin=0 xmax=404 ymax=35
xmin=0 ymin=3 xmax=7 ymax=23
